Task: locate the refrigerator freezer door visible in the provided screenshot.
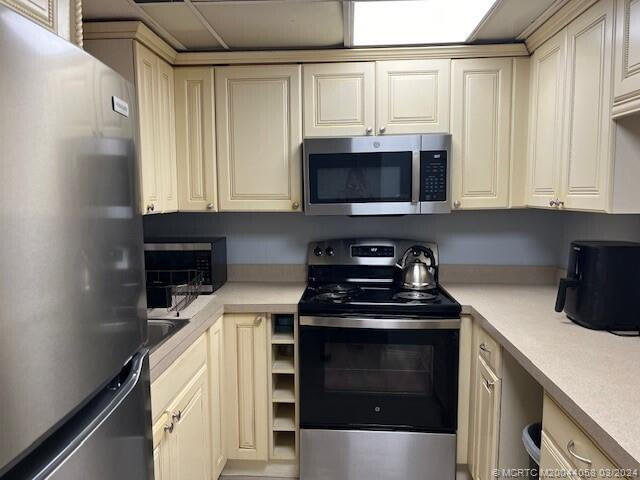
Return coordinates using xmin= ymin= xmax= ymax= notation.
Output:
xmin=0 ymin=5 xmax=146 ymax=472
xmin=3 ymin=351 xmax=153 ymax=480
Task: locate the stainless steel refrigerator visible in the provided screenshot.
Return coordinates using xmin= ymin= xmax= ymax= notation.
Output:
xmin=0 ymin=5 xmax=152 ymax=479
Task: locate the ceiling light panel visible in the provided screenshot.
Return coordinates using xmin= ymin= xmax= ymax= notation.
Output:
xmin=352 ymin=0 xmax=496 ymax=46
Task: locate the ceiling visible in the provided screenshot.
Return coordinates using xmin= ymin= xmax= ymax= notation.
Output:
xmin=82 ymin=0 xmax=564 ymax=52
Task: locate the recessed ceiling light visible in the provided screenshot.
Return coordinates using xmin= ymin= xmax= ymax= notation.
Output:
xmin=352 ymin=0 xmax=497 ymax=47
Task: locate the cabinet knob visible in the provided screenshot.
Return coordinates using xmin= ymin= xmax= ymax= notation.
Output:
xmin=164 ymin=421 xmax=174 ymax=434
xmin=479 ymin=343 xmax=492 ymax=353
xmin=366 ymin=127 xmax=373 ymax=135
xmin=549 ymin=200 xmax=558 ymax=207
xmin=453 ymin=200 xmax=461 ymax=209
xmin=379 ymin=126 xmax=386 ymax=134
xmin=172 ymin=410 xmax=182 ymax=423
xmin=484 ymin=379 xmax=494 ymax=390
xmin=292 ymin=201 xmax=300 ymax=210
xmin=557 ymin=200 xmax=565 ymax=208
xmin=146 ymin=203 xmax=155 ymax=212
xmin=254 ymin=315 xmax=263 ymax=326
xmin=206 ymin=203 xmax=214 ymax=210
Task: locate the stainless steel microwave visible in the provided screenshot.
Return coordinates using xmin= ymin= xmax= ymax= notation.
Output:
xmin=303 ymin=134 xmax=451 ymax=215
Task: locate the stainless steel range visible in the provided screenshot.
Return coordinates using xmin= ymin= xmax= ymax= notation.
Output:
xmin=299 ymin=239 xmax=460 ymax=480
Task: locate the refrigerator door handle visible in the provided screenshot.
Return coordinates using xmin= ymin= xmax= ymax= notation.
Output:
xmin=31 ymin=350 xmax=149 ymax=480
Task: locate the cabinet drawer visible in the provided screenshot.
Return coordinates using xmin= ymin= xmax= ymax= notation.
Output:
xmin=542 ymin=394 xmax=620 ymax=477
xmin=151 ymin=334 xmax=207 ymax=421
xmin=540 ymin=430 xmax=579 ymax=480
xmin=476 ymin=325 xmax=502 ymax=377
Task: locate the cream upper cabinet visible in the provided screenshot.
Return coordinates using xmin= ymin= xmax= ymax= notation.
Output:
xmin=527 ymin=29 xmax=567 ymax=209
xmin=175 ymin=67 xmax=218 ymax=212
xmin=157 ymin=58 xmax=178 ymax=213
xmin=134 ymin=42 xmax=163 ymax=215
xmin=303 ymin=62 xmax=375 ymax=137
xmin=224 ymin=313 xmax=269 ymax=461
xmin=208 ymin=318 xmax=227 ymax=478
xmin=216 ymin=65 xmax=303 ymax=212
xmin=168 ymin=366 xmax=212 ymax=480
xmin=560 ymin=0 xmax=614 ymax=211
xmin=376 ymin=59 xmax=450 ymax=135
xmin=527 ymin=0 xmax=615 ymax=212
xmin=613 ymin=0 xmax=640 ymax=117
xmin=472 ymin=357 xmax=502 ymax=480
xmin=451 ymin=58 xmax=512 ymax=209
xmin=0 ymin=0 xmax=81 ymax=45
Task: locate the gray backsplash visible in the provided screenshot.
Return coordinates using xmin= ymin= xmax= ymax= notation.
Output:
xmin=143 ymin=209 xmax=640 ymax=268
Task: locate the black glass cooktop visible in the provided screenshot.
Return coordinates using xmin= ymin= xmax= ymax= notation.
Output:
xmin=298 ymin=283 xmax=461 ymax=317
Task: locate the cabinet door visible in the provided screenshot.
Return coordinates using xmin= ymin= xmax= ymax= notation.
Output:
xmin=560 ymin=0 xmax=614 ymax=212
xmin=157 ymin=58 xmax=178 ymax=213
xmin=527 ymin=30 xmax=567 ymax=208
xmin=152 ymin=413 xmax=171 ymax=480
xmin=168 ymin=365 xmax=212 ymax=480
xmin=376 ymin=59 xmax=450 ymax=134
xmin=451 ymin=58 xmax=512 ymax=209
xmin=473 ymin=357 xmax=501 ymax=480
xmin=175 ymin=67 xmax=218 ymax=212
xmin=303 ymin=62 xmax=375 ymax=137
xmin=208 ymin=319 xmax=227 ymax=478
xmin=614 ymin=0 xmax=640 ymax=110
xmin=0 ymin=0 xmax=56 ymax=31
xmin=134 ymin=42 xmax=163 ymax=215
xmin=216 ymin=65 xmax=303 ymax=212
xmin=224 ymin=314 xmax=268 ymax=461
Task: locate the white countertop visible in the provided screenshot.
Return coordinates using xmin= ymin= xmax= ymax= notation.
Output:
xmin=148 ymin=280 xmax=640 ymax=469
xmin=444 ymin=283 xmax=640 ymax=471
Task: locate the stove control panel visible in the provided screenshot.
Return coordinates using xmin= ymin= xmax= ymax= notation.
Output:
xmin=351 ymin=245 xmax=395 ymax=257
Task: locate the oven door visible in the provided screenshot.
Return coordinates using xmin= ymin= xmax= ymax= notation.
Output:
xmin=299 ymin=317 xmax=459 ymax=433
xmin=303 ymin=136 xmax=421 ymax=216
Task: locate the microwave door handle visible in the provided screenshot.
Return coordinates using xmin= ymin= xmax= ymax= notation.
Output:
xmin=412 ymin=150 xmax=420 ymax=204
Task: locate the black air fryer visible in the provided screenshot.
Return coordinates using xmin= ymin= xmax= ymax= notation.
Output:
xmin=555 ymin=241 xmax=640 ymax=330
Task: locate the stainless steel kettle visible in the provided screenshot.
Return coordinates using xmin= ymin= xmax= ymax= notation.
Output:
xmin=396 ymin=245 xmax=437 ymax=291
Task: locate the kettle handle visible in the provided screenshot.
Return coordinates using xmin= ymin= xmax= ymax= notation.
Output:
xmin=410 ymin=245 xmax=436 ymax=268
xmin=555 ymin=277 xmax=580 ymax=312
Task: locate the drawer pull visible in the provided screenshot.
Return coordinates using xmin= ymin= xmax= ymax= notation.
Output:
xmin=567 ymin=440 xmax=592 ymax=466
xmin=480 ymin=343 xmax=492 ymax=353
xmin=484 ymin=379 xmax=494 ymax=391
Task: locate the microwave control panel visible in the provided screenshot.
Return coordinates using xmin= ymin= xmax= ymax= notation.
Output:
xmin=420 ymin=151 xmax=447 ymax=202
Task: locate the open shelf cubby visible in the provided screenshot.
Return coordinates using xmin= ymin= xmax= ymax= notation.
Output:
xmin=268 ymin=314 xmax=298 ymax=462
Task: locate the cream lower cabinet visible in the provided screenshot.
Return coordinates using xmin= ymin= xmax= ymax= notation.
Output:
xmin=451 ymin=58 xmax=513 ymax=209
xmin=471 ymin=356 xmax=502 ymax=480
xmin=208 ymin=316 xmax=227 ymax=478
xmin=527 ymin=0 xmax=615 ymax=212
xmin=175 ymin=67 xmax=218 ymax=212
xmin=302 ymin=62 xmax=375 ymax=137
xmin=215 ymin=65 xmax=303 ymax=212
xmin=613 ymin=0 xmax=640 ymax=117
xmin=224 ymin=313 xmax=269 ymax=461
xmin=151 ymin=347 xmax=212 ymax=480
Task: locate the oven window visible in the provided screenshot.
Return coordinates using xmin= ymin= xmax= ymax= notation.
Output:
xmin=300 ymin=326 xmax=458 ymax=433
xmin=308 ymin=152 xmax=412 ymax=204
xmin=324 ymin=343 xmax=433 ymax=396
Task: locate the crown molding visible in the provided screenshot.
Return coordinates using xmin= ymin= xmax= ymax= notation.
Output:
xmin=83 ymin=21 xmax=178 ymax=64
xmin=173 ymin=43 xmax=529 ymax=66
xmin=523 ymin=0 xmax=598 ymax=52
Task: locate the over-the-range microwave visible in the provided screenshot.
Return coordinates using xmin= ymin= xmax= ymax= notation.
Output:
xmin=303 ymin=134 xmax=451 ymax=215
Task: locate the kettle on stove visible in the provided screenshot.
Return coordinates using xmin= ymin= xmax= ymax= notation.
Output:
xmin=396 ymin=245 xmax=437 ymax=291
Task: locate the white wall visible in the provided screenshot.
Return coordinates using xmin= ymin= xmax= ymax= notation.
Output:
xmin=144 ymin=209 xmax=564 ymax=265
xmin=144 ymin=210 xmax=640 ymax=267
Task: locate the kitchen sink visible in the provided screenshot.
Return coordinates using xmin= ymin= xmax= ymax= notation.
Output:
xmin=147 ymin=318 xmax=189 ymax=352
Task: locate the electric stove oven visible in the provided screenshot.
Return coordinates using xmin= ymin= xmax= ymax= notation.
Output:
xmin=298 ymin=239 xmax=461 ymax=480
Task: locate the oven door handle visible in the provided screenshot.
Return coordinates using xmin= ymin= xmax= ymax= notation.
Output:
xmin=299 ymin=316 xmax=460 ymax=330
